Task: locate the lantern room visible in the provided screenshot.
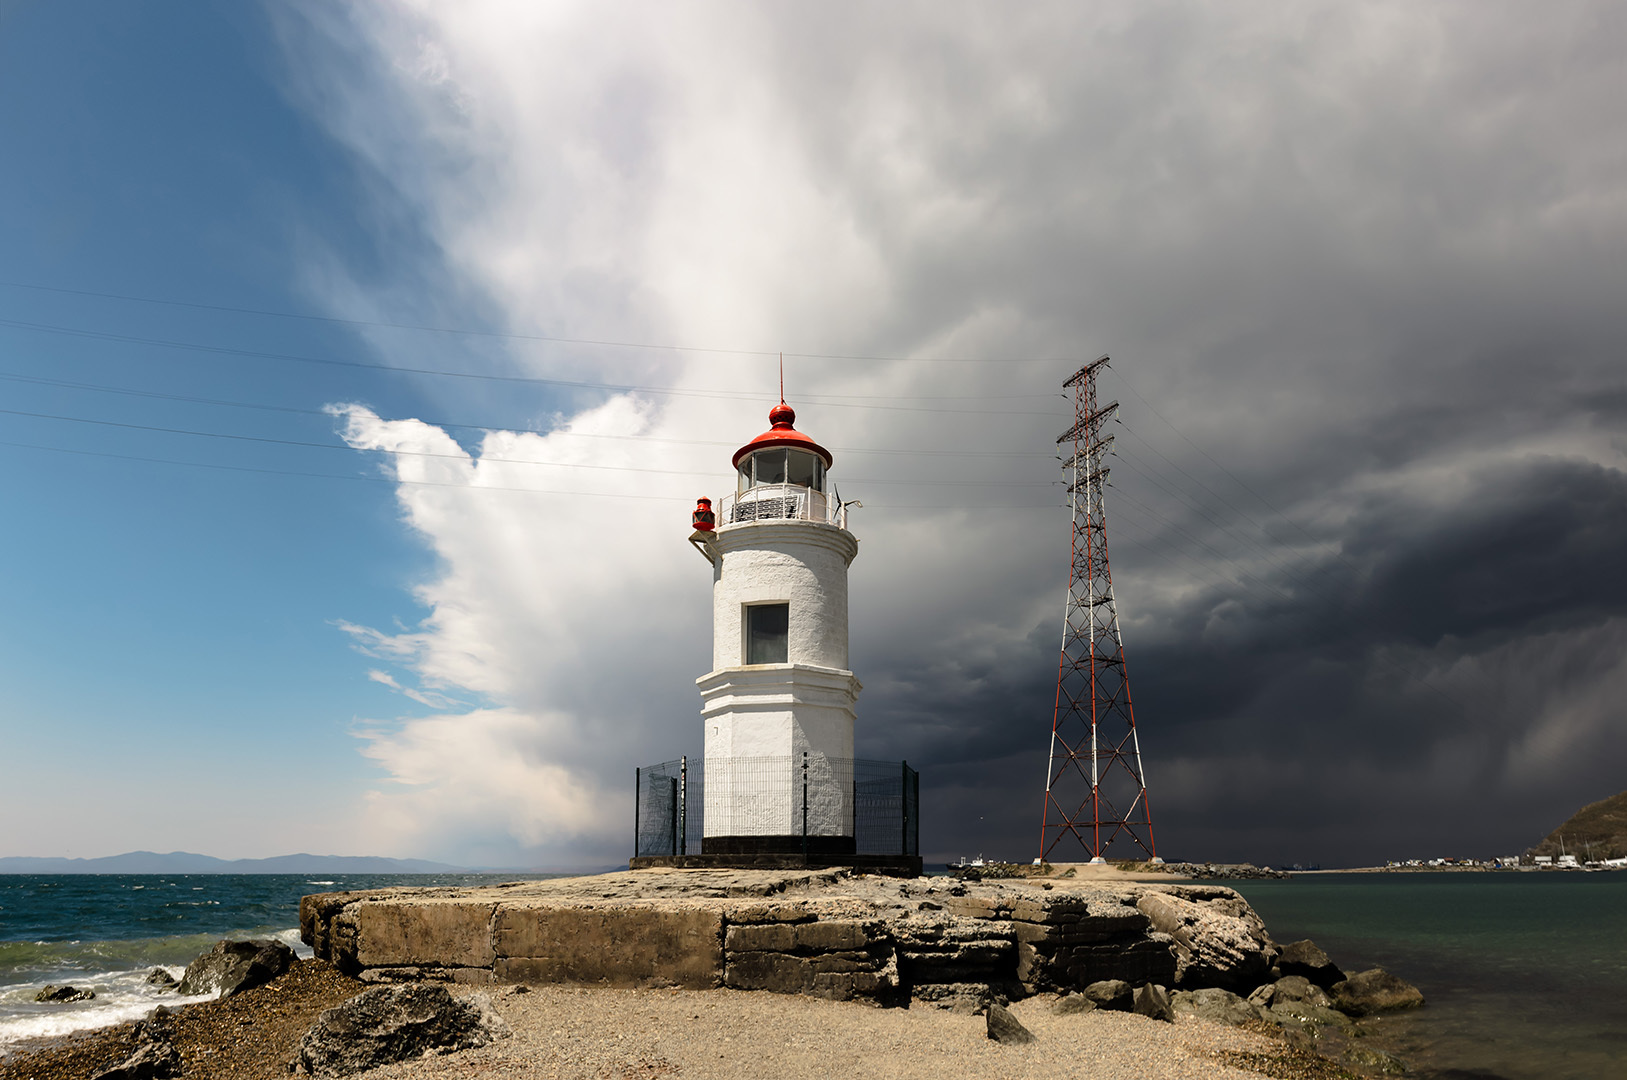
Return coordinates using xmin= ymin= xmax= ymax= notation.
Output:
xmin=733 ymin=403 xmax=831 ymax=488
xmin=728 ymin=402 xmax=836 ymax=525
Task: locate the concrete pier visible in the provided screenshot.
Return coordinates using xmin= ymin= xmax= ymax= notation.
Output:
xmin=299 ymin=868 xmax=1270 ymax=1008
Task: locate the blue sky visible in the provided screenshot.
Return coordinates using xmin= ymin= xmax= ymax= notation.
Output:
xmin=0 ymin=2 xmax=486 ymax=857
xmin=3 ymin=2 xmax=1625 ymax=869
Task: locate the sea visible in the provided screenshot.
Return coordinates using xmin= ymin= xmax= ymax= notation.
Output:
xmin=2 ymin=871 xmax=1624 ymax=1077
xmin=1229 ymin=872 xmax=1627 ymax=1080
xmin=0 ymin=873 xmax=560 ymax=1057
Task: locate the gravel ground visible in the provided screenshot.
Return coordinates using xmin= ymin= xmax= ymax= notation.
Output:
xmin=0 ymin=965 xmax=1355 ymax=1080
xmin=359 ymin=984 xmax=1333 ymax=1080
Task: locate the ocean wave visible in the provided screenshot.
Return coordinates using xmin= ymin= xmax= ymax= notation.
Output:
xmin=0 ymin=927 xmax=311 ymax=980
xmin=0 ymin=963 xmax=219 ymax=1053
xmin=0 ymin=927 xmax=310 ymax=1052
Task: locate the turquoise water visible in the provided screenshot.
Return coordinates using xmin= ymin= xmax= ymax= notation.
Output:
xmin=1229 ymin=872 xmax=1627 ymax=1080
xmin=0 ymin=873 xmax=559 ymax=1052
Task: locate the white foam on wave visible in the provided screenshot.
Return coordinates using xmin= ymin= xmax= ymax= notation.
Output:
xmin=0 ymin=927 xmax=311 ymax=1054
xmin=273 ymin=927 xmax=315 ymax=960
xmin=0 ymin=969 xmax=216 ymax=1054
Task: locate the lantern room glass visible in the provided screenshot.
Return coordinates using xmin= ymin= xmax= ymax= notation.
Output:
xmin=756 ymin=449 xmax=787 ymax=485
xmin=739 ymin=448 xmax=825 ymax=493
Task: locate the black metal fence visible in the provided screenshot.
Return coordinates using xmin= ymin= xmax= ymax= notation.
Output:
xmin=635 ymin=754 xmax=919 ymax=858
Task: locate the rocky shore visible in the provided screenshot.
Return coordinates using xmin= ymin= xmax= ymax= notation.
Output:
xmin=2 ymin=866 xmax=1425 ymax=1079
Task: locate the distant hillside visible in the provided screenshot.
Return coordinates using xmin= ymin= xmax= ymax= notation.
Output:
xmin=0 ymin=851 xmax=468 ymax=874
xmin=1531 ymin=789 xmax=1627 ymax=861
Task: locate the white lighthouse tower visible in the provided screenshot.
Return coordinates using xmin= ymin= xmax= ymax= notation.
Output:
xmin=689 ymin=399 xmax=860 ymax=856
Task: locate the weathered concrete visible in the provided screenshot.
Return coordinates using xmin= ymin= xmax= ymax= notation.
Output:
xmin=494 ymin=902 xmax=722 ymax=989
xmin=300 ymin=868 xmax=1270 ymax=1009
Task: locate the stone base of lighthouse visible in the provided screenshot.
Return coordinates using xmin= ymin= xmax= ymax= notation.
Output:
xmin=696 ymin=663 xmax=858 ymax=856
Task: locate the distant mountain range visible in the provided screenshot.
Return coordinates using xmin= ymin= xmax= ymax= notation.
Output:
xmin=1532 ymin=789 xmax=1627 ymax=861
xmin=0 ymin=851 xmax=470 ymax=874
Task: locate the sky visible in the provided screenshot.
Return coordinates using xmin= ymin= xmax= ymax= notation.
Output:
xmin=1 ymin=1 xmax=1624 ymax=870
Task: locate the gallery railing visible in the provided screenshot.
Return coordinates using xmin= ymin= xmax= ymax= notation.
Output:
xmin=634 ymin=754 xmax=919 ymax=859
xmin=716 ymin=485 xmax=850 ymax=530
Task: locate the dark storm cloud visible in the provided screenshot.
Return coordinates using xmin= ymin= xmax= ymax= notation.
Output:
xmin=788 ymin=4 xmax=1627 ymax=866
xmin=861 ymin=453 xmax=1627 ymax=864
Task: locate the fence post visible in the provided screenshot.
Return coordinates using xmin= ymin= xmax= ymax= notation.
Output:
xmin=668 ymin=777 xmax=678 ymax=855
xmin=802 ymin=751 xmax=809 ymax=859
xmin=911 ymin=766 xmax=920 ymax=856
xmin=634 ymin=767 xmax=641 ymax=858
xmin=679 ymin=755 xmax=688 ymax=857
xmin=901 ymin=760 xmax=909 ymax=857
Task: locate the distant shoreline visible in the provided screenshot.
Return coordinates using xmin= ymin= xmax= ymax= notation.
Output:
xmin=1291 ymin=864 xmax=1621 ymax=874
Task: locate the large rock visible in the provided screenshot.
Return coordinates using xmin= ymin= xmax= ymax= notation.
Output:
xmin=95 ymin=1005 xmax=180 ymax=1080
xmin=985 ymin=1003 xmax=1035 ymax=1044
xmin=1330 ymin=968 xmax=1424 ymax=1016
xmin=1344 ymin=1044 xmax=1410 ymax=1075
xmin=91 ymin=1039 xmax=181 ymax=1080
xmin=34 ymin=984 xmax=95 ymax=1002
xmin=144 ymin=968 xmax=178 ymax=990
xmin=295 ymin=984 xmax=510 ymax=1077
xmin=1134 ymin=888 xmax=1277 ymax=991
xmin=1083 ymin=979 xmax=1133 ymax=1011
xmin=1267 ymin=1000 xmax=1353 ymax=1033
xmin=1052 ymin=993 xmax=1097 ymax=1015
xmin=1250 ymin=974 xmax=1332 ymax=1009
xmin=1171 ymin=987 xmax=1261 ymax=1026
xmin=177 ymin=938 xmax=294 ymax=998
xmin=1277 ymin=939 xmax=1344 ymax=989
xmin=1132 ymin=983 xmax=1173 ymax=1021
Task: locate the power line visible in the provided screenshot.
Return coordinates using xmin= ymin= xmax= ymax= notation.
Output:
xmin=0 ymin=436 xmax=680 ymax=500
xmin=1099 ymin=407 xmax=1472 ymax=720
xmin=1108 ymin=440 xmax=1334 ymax=604
xmin=1106 ymin=365 xmax=1347 ymax=565
xmin=0 ymin=405 xmax=1056 ymax=487
xmin=0 ymin=317 xmax=1066 ymax=418
xmin=0 ymin=279 xmax=1075 ymax=365
xmin=0 ymin=436 xmax=1061 ymax=510
xmin=0 ymin=369 xmax=1057 ymax=459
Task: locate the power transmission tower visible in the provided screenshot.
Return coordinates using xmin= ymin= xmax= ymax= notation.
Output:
xmin=1040 ymin=356 xmax=1159 ymax=864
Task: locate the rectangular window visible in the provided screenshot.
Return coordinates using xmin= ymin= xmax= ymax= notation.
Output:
xmin=746 ymin=603 xmax=789 ymax=664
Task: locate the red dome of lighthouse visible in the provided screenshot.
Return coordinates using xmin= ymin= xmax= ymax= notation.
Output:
xmin=732 ymin=401 xmax=833 ymax=468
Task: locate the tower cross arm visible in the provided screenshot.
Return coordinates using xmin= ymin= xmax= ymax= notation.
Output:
xmin=1064 ymin=355 xmax=1111 ymax=388
xmin=1060 ymin=434 xmax=1115 ymax=470
xmin=1056 ymin=401 xmax=1120 ymax=445
xmin=1066 ymin=467 xmax=1109 ymax=492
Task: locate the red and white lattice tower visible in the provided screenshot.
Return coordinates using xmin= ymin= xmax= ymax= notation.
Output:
xmin=1039 ymin=356 xmax=1160 ymax=864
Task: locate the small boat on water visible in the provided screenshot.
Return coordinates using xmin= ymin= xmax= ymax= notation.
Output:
xmin=946 ymin=855 xmax=987 ymax=871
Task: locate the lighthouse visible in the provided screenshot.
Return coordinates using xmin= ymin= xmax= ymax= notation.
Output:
xmin=688 ymin=399 xmax=861 ymax=856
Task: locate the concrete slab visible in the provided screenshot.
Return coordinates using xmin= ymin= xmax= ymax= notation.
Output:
xmin=301 ymin=868 xmax=1264 ymax=1008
